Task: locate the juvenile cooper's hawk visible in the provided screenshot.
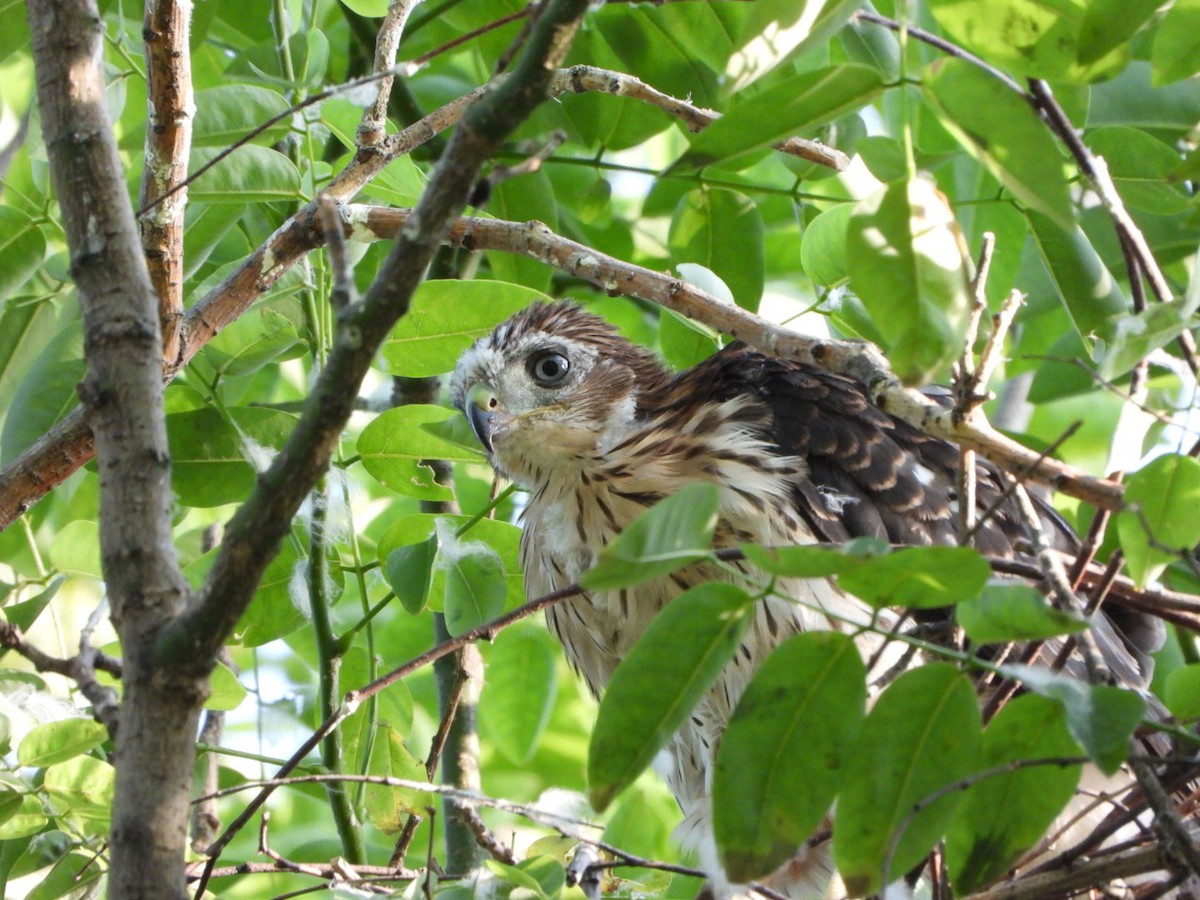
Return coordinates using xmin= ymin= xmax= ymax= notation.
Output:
xmin=449 ymin=301 xmax=1149 ymax=896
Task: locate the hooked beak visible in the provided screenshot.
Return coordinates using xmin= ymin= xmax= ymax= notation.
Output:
xmin=465 ymin=383 xmax=503 ymax=454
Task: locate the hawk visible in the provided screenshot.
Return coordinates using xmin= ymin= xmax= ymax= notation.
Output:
xmin=449 ymin=301 xmax=1154 ymax=896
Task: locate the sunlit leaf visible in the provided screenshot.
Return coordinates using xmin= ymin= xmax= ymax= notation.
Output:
xmin=1151 ymin=0 xmax=1200 ymax=84
xmin=192 ymin=85 xmax=291 ymax=146
xmin=1117 ymin=454 xmax=1200 ymax=587
xmin=926 ymin=59 xmax=1073 ymax=230
xmin=0 ymin=207 xmax=45 ymax=303
xmin=189 ymin=146 xmax=301 ymax=203
xmin=676 ymin=65 xmax=883 ymax=171
xmin=18 ymin=718 xmax=107 ymax=767
xmin=358 ymin=405 xmax=481 ymax=500
xmin=379 ymin=280 xmax=546 ymax=378
xmin=846 ymin=176 xmax=972 ymax=384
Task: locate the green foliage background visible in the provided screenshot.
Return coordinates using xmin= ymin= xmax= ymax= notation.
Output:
xmin=0 ymin=0 xmax=1198 ymax=896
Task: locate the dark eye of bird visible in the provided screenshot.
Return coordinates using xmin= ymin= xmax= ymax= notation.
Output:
xmin=528 ymin=350 xmax=570 ymax=386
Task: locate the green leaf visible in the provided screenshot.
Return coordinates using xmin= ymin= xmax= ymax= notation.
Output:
xmin=480 ymin=622 xmax=558 ymax=765
xmin=192 ymin=85 xmax=291 ymax=146
xmin=2 ymin=576 xmax=62 ymax=633
xmin=835 ymin=664 xmax=981 ymax=897
xmin=1078 ymin=0 xmax=1162 ymax=64
xmin=189 ymin=145 xmax=301 ymax=203
xmin=1164 ymin=664 xmax=1200 ymax=721
xmin=202 ymin=305 xmax=304 ymax=376
xmin=484 ymin=171 xmax=558 ymax=293
xmin=1005 ymin=665 xmax=1144 ymax=774
xmin=0 ymin=794 xmax=48 ymax=840
xmin=714 ymin=632 xmax=866 ymax=882
xmin=485 ymin=856 xmax=566 ymax=900
xmin=1026 ymin=211 xmax=1127 ymax=348
xmin=0 ymin=787 xmax=20 ymax=827
xmin=668 ymin=189 xmax=764 ymax=311
xmin=385 ymin=536 xmax=437 ymax=615
xmin=0 ymin=298 xmax=67 ymax=428
xmin=1099 ymin=301 xmax=1193 ymax=381
xmin=927 ymin=0 xmax=1125 ymax=81
xmin=205 ymin=660 xmax=247 ymax=712
xmin=18 ymin=718 xmax=108 ymax=767
xmin=379 ymin=280 xmax=546 ymax=377
xmin=167 ymin=407 xmax=298 ymax=508
xmin=441 ymin=541 xmax=506 ymax=638
xmin=377 ymin=514 xmax=524 ymax=612
xmin=0 ymin=207 xmax=45 ymax=303
xmin=589 ymin=582 xmax=752 ymax=811
xmin=1117 ymin=454 xmax=1200 ymax=587
xmin=186 ymin=537 xmax=311 ymax=646
xmin=925 ymin=59 xmax=1074 ymax=230
xmin=0 ymin=321 xmax=84 ymax=466
xmin=1085 ymin=127 xmax=1191 ymax=215
xmin=740 ymin=538 xmax=888 ymax=579
xmin=1152 ymin=0 xmax=1200 ymax=84
xmin=24 ymin=852 xmax=105 ymax=900
xmin=837 ymin=546 xmax=991 ymax=610
xmin=725 ymin=0 xmax=860 ymax=91
xmin=945 ymin=694 xmax=1083 ymax=893
xmin=338 ymin=0 xmax=390 ymax=17
xmin=676 ymin=64 xmax=883 ymax=171
xmin=48 ymin=520 xmax=102 ymax=579
xmin=846 ymin=176 xmax=972 ymax=384
xmin=800 ymin=203 xmax=853 ymax=287
xmin=0 ymin=0 xmax=29 ymax=61
xmin=957 ymin=583 xmax=1088 ymax=643
xmin=364 ymin=723 xmax=430 ymax=833
xmin=358 ymin=405 xmax=481 ymax=500
xmin=43 ymin=755 xmax=115 ymax=834
xmin=659 ymin=305 xmax=721 ymax=371
xmin=582 ymin=483 xmax=720 ymax=591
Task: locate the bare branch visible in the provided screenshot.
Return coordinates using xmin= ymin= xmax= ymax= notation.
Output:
xmin=346 ymin=206 xmax=1127 ymax=510
xmin=139 ymin=0 xmax=194 ymax=365
xmin=358 ymin=0 xmax=425 ymax=147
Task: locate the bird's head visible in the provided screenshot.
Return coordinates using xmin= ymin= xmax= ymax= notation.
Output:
xmin=451 ymin=302 xmax=670 ymax=484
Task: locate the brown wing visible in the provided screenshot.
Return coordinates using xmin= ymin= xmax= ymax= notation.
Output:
xmin=669 ymin=343 xmax=1072 ymax=557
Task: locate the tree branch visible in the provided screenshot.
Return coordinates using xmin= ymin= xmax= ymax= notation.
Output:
xmin=26 ymin=0 xmax=198 ymax=896
xmin=139 ymin=0 xmax=193 ymax=364
xmin=344 ymin=206 xmax=1128 ymax=510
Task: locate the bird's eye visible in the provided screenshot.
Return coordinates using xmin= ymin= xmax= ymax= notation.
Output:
xmin=528 ymin=350 xmax=571 ymax=386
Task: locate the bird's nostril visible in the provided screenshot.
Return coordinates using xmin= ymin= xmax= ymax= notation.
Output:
xmin=489 ymin=397 xmax=498 ymax=409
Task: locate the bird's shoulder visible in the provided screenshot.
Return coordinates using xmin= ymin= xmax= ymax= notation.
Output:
xmin=646 ymin=343 xmax=1034 ymax=555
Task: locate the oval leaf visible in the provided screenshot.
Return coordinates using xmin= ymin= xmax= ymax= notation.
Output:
xmin=837 ymin=546 xmax=991 ymax=609
xmin=835 ymin=664 xmax=981 ymax=896
xmin=714 ymin=631 xmax=866 ymax=882
xmin=957 ymin=583 xmax=1088 ymax=643
xmin=582 ymin=483 xmax=720 ymax=591
xmin=480 ymin=623 xmax=558 ymax=764
xmin=18 ymin=718 xmax=107 ymax=767
xmin=1117 ymin=454 xmax=1200 ymax=588
xmin=846 ymin=176 xmax=972 ymax=384
xmin=379 ymin=280 xmax=550 ymax=377
xmin=945 ymin=694 xmax=1083 ymax=893
xmin=588 ymin=582 xmax=752 ymax=811
xmin=926 ymin=58 xmax=1073 ymax=229
xmin=357 ymin=405 xmax=481 ymax=500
